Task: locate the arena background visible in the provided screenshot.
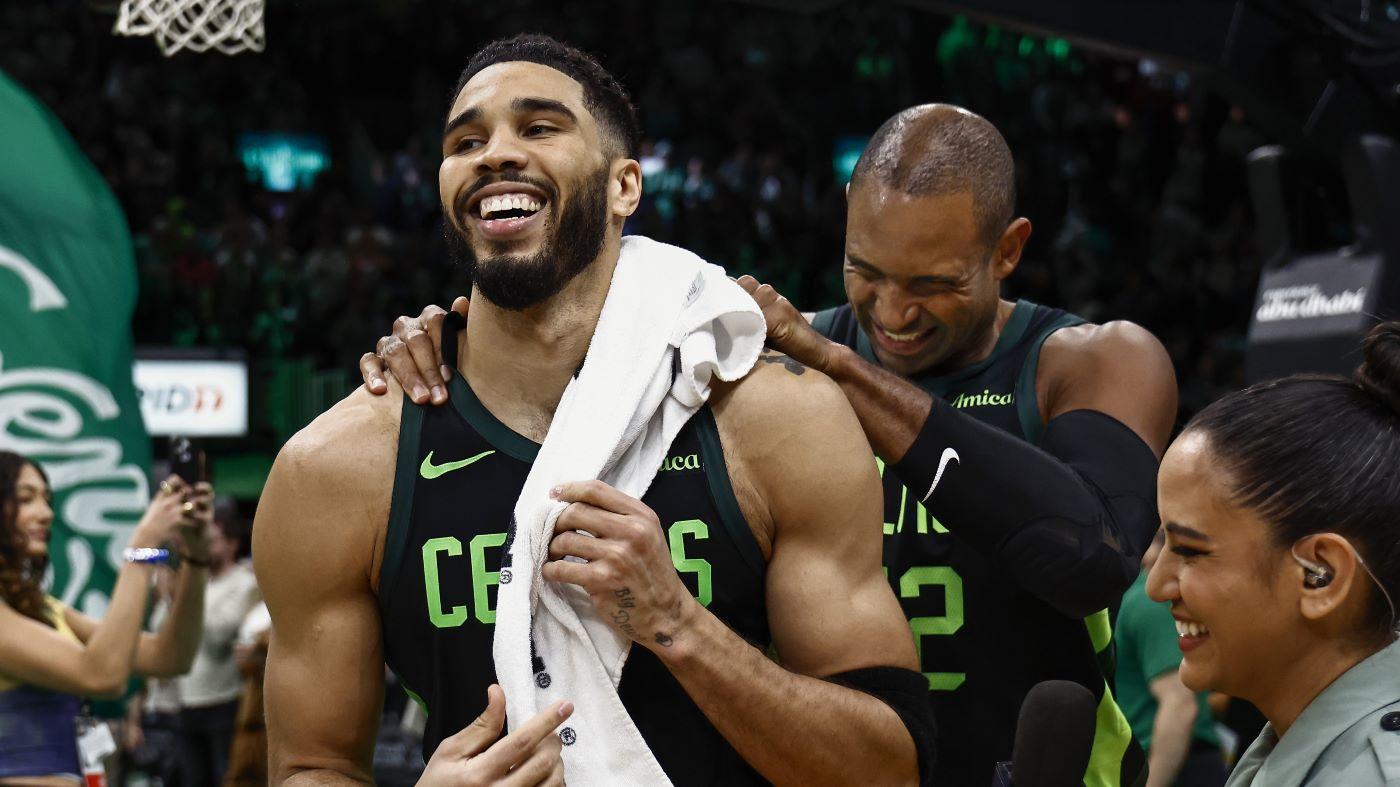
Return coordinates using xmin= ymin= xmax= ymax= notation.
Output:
xmin=3 ymin=1 xmax=1399 ymax=783
xmin=5 ymin=1 xmax=1282 ymax=460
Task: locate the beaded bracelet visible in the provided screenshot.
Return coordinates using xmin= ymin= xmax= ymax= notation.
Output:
xmin=122 ymin=547 xmax=171 ymax=565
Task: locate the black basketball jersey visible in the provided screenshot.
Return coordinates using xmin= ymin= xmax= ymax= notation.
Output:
xmin=813 ymin=300 xmax=1146 ymax=787
xmin=377 ymin=322 xmax=770 ymax=785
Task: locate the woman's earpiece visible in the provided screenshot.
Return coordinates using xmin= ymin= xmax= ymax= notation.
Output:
xmin=1292 ymin=546 xmax=1334 ymax=589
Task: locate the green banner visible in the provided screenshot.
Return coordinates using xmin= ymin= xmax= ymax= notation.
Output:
xmin=0 ymin=69 xmax=153 ymax=616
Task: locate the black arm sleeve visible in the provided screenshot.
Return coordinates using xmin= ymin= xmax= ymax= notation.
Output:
xmin=829 ymin=666 xmax=937 ymax=787
xmin=892 ymin=403 xmax=1159 ymax=619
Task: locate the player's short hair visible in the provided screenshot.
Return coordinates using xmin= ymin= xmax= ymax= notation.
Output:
xmin=851 ymin=104 xmax=1015 ymax=248
xmin=452 ymin=34 xmax=641 ymax=160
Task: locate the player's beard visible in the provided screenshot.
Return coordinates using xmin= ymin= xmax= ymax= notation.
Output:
xmin=445 ymin=166 xmax=610 ymax=311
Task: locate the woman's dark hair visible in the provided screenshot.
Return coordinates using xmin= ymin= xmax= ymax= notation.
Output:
xmin=0 ymin=451 xmax=53 ymax=627
xmin=1185 ymin=321 xmax=1400 ymax=641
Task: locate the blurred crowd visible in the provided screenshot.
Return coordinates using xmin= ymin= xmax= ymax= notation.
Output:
xmin=122 ymin=500 xmax=266 ymax=787
xmin=3 ymin=0 xmax=1267 ymax=420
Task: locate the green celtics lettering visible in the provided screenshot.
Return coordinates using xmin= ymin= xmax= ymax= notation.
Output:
xmin=422 ymin=520 xmax=713 ymax=629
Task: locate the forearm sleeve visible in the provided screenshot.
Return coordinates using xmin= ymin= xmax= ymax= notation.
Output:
xmin=892 ymin=403 xmax=1159 ymax=618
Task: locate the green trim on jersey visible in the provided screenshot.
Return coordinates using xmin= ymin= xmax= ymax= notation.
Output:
xmin=448 ymin=372 xmax=541 ymax=462
xmin=1087 ymin=681 xmax=1140 ymax=787
xmin=379 ymin=395 xmax=424 ymax=616
xmin=1082 ymin=608 xmax=1137 ymax=786
xmin=402 ymin=682 xmax=428 ymax=717
xmin=1086 ymin=609 xmax=1113 ymax=654
xmin=1014 ymin=312 xmax=1085 ymax=444
xmin=695 ymin=406 xmax=765 ymax=579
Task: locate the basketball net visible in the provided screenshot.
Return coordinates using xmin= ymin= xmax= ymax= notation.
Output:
xmin=113 ymin=0 xmax=265 ymax=56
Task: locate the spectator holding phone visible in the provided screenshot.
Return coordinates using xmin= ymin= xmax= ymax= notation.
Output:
xmin=0 ymin=450 xmax=210 ymax=786
xmin=176 ymin=497 xmax=260 ymax=787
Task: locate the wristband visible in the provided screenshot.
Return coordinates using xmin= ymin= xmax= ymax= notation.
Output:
xmin=122 ymin=547 xmax=170 ymax=565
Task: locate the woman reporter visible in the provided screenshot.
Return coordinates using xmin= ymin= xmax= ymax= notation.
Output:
xmin=0 ymin=451 xmax=211 ymax=786
xmin=1148 ymin=322 xmax=1400 ymax=786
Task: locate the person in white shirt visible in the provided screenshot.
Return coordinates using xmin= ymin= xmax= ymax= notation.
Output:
xmin=177 ymin=498 xmax=260 ymax=786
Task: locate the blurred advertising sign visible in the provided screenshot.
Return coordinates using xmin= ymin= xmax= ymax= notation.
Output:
xmin=1248 ymin=255 xmax=1378 ymax=341
xmin=238 ymin=132 xmax=329 ymax=192
xmin=134 ymin=356 xmax=248 ymax=437
xmin=0 ymin=69 xmax=153 ymax=616
xmin=1245 ymin=252 xmax=1383 ymax=380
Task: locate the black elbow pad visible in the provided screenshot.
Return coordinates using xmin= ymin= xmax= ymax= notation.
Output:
xmin=829 ymin=666 xmax=937 ymax=786
xmin=1037 ymin=409 xmax=1159 ymax=564
xmin=989 ymin=411 xmax=1160 ymax=617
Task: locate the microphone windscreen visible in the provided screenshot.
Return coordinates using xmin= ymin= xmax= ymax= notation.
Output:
xmin=1010 ymin=680 xmax=1098 ymax=787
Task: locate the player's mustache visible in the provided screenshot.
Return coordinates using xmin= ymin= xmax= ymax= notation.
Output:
xmin=455 ymin=173 xmax=559 ymax=220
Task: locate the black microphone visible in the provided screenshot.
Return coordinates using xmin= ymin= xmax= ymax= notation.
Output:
xmin=993 ymin=680 xmax=1099 ymax=787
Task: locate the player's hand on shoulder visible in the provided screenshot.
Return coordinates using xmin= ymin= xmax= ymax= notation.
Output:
xmin=360 ymin=297 xmax=468 ymax=406
xmin=417 ymin=685 xmax=570 ymax=787
xmin=735 ymin=276 xmax=835 ymax=372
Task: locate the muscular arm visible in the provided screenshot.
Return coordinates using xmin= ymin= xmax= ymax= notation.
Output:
xmin=254 ymin=388 xmax=399 ymax=784
xmin=1145 ymin=671 xmax=1198 ymax=787
xmin=660 ymin=363 xmax=923 ymax=786
xmin=822 ymin=319 xmax=1176 ymax=617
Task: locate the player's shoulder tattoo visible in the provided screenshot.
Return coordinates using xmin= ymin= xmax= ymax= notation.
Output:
xmin=757 ymin=350 xmax=807 ymax=376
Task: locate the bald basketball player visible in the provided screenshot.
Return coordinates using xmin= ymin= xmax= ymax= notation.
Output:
xmin=366 ymin=104 xmax=1176 ymax=785
xmin=257 ymin=35 xmax=933 ymax=786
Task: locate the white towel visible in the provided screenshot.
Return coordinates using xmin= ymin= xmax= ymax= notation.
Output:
xmin=491 ymin=235 xmax=765 ymax=785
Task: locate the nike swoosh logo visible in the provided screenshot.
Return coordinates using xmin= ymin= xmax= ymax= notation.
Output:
xmin=921 ymin=447 xmax=959 ymax=503
xmin=420 ymin=449 xmax=496 ymax=479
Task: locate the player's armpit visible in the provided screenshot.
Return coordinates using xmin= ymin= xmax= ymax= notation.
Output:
xmin=254 ymin=388 xmax=399 ymax=784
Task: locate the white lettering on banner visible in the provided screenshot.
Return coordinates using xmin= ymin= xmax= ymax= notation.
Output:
xmin=1255 ymin=284 xmax=1368 ymax=322
xmin=0 ymin=244 xmax=69 ymax=312
xmin=0 ymin=352 xmax=148 ymax=614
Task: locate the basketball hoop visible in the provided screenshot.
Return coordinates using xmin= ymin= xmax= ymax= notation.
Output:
xmin=113 ymin=0 xmax=265 ymax=56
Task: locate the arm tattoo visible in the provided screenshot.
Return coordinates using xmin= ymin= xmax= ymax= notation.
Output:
xmin=758 ymin=351 xmax=806 ymax=376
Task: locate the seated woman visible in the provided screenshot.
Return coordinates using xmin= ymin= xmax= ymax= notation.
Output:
xmin=1148 ymin=322 xmax=1400 ymax=787
xmin=0 ymin=451 xmax=211 ymax=786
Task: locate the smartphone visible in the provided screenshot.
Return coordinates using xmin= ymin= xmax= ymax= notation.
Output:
xmin=169 ymin=436 xmax=207 ymax=485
